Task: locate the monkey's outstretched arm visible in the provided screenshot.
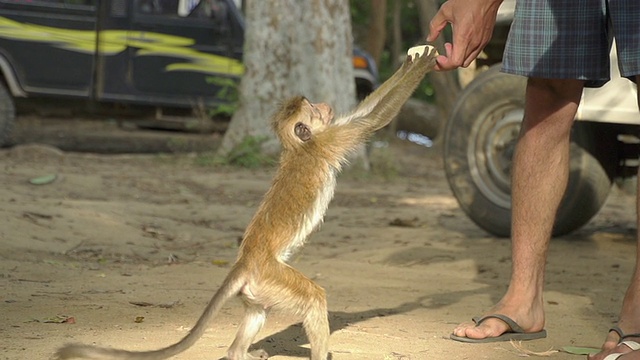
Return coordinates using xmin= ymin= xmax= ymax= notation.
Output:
xmin=335 ymin=45 xmax=436 ymax=127
xmin=349 ymin=57 xmax=413 ymax=115
xmin=358 ymin=46 xmax=437 ymax=132
xmin=324 ymin=46 xmax=437 ymax=155
xmin=357 ymin=45 xmax=436 ymax=112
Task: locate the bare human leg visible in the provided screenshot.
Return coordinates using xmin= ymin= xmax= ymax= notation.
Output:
xmin=588 ymin=75 xmax=640 ymax=360
xmin=452 ymin=77 xmax=585 ymax=341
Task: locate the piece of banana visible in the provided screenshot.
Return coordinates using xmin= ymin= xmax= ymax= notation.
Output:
xmin=407 ymin=45 xmax=437 ymax=60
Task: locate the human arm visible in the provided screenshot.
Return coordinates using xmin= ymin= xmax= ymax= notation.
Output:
xmin=426 ymin=0 xmax=503 ymax=71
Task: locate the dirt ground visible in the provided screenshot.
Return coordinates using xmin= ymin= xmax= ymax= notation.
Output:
xmin=0 ymin=118 xmax=638 ymax=360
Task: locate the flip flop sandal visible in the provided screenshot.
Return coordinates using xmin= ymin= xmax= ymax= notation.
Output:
xmin=603 ymin=340 xmax=640 ymax=360
xmin=611 ymin=326 xmax=640 ymax=342
xmin=449 ymin=314 xmax=547 ymax=343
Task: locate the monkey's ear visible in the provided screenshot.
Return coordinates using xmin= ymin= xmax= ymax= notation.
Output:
xmin=295 ymin=122 xmax=312 ymax=142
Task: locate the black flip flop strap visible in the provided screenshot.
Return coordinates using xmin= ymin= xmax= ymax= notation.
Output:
xmin=472 ymin=314 xmax=525 ymax=334
xmin=610 ymin=326 xmax=640 ymax=341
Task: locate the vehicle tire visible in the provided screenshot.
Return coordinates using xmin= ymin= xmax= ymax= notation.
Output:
xmin=0 ymin=81 xmax=15 ymax=147
xmin=443 ymin=65 xmax=612 ymax=237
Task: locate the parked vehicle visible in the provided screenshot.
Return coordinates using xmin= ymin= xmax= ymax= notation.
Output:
xmin=0 ymin=0 xmax=378 ymax=146
xmin=443 ymin=0 xmax=639 ymax=237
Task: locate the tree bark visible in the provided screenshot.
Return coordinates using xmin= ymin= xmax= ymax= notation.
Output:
xmin=364 ymin=0 xmax=387 ymax=67
xmin=219 ymin=0 xmax=356 ymax=156
xmin=390 ymin=0 xmax=402 ymax=70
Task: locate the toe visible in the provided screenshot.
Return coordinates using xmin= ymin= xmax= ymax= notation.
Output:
xmin=451 ymin=317 xmax=512 ymax=340
xmin=452 ymin=321 xmax=477 ymax=337
xmin=466 ymin=318 xmax=511 ymax=339
xmin=588 ymin=342 xmax=636 ymax=360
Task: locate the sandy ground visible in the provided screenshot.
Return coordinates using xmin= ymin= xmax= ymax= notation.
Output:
xmin=0 ymin=120 xmax=638 ymax=360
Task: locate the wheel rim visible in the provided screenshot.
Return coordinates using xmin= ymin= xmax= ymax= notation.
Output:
xmin=467 ymin=103 xmax=523 ymax=209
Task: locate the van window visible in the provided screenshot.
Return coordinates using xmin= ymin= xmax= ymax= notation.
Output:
xmin=0 ymin=0 xmax=96 ymax=7
xmin=136 ymin=0 xmax=227 ymax=21
xmin=137 ymin=0 xmax=179 ymax=15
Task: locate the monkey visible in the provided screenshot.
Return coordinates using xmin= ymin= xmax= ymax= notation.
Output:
xmin=54 ymin=45 xmax=437 ymax=360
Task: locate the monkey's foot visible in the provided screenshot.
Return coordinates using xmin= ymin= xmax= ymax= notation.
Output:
xmin=407 ymin=45 xmax=437 ymax=61
xmin=248 ymin=349 xmax=269 ymax=359
xmin=224 ymin=349 xmax=268 ymax=360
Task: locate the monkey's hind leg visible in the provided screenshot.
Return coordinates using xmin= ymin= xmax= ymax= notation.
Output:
xmin=274 ymin=266 xmax=330 ymax=360
xmin=302 ymin=290 xmax=329 ymax=360
xmin=226 ymin=305 xmax=268 ymax=360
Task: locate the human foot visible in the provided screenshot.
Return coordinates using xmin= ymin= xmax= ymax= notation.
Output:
xmin=588 ymin=340 xmax=640 ymax=360
xmin=589 ymin=288 xmax=640 ymax=360
xmin=588 ymin=330 xmax=640 ymax=360
xmin=450 ymin=314 xmax=546 ymax=343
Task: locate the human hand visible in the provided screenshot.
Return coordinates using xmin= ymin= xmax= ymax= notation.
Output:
xmin=426 ymin=0 xmax=503 ymax=71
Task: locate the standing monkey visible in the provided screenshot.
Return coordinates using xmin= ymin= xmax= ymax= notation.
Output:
xmin=55 ymin=45 xmax=437 ymax=360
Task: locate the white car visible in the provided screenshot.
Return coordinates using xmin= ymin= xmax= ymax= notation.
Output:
xmin=443 ymin=0 xmax=639 ymax=237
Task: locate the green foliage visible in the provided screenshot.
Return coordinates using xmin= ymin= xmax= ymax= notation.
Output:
xmin=350 ymin=0 xmax=437 ymax=103
xmin=195 ymin=136 xmax=276 ymax=168
xmin=205 ymin=76 xmax=240 ymax=117
xmin=350 ymin=1 xmax=371 ymax=25
xmin=227 ymin=136 xmax=277 ymax=168
xmin=193 ymin=152 xmax=227 ymax=167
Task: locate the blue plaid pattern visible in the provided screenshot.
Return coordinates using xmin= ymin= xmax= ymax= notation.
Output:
xmin=610 ymin=1 xmax=640 ymax=78
xmin=502 ymin=0 xmax=640 ymax=87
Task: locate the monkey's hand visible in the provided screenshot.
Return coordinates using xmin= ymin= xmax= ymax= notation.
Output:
xmin=394 ymin=45 xmax=437 ymax=80
xmin=407 ymin=45 xmax=438 ymax=62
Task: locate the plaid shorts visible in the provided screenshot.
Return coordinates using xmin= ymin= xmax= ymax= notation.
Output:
xmin=502 ymin=0 xmax=640 ymax=86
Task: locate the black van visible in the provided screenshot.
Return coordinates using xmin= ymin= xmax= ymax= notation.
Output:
xmin=0 ymin=0 xmax=378 ymax=145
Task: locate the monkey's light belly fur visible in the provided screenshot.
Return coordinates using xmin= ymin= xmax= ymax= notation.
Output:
xmin=407 ymin=45 xmax=437 ymax=60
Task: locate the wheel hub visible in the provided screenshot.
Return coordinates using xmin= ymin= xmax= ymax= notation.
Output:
xmin=468 ymin=105 xmax=523 ymax=209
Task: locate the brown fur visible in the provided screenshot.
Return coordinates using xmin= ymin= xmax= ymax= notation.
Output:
xmin=54 ymin=47 xmax=436 ymax=360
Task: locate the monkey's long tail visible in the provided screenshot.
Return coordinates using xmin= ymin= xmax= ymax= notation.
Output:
xmin=54 ymin=269 xmax=247 ymax=360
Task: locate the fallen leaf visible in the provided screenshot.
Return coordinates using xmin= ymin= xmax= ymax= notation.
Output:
xmin=29 ymin=174 xmax=57 ymax=185
xmin=389 ymin=217 xmax=419 ymax=228
xmin=211 ymin=259 xmax=229 ymax=267
xmin=130 ymin=300 xmax=181 ymax=309
xmin=130 ymin=301 xmax=154 ymax=307
xmin=561 ymin=346 xmax=600 ymax=355
xmin=41 ymin=315 xmax=75 ymax=324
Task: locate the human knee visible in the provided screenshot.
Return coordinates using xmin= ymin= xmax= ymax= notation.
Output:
xmin=527 ymin=78 xmax=584 ymax=105
xmin=522 ymin=78 xmax=584 ymax=134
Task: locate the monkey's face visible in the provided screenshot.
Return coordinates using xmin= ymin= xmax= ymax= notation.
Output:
xmin=309 ymin=101 xmax=334 ymax=126
xmin=294 ymin=100 xmax=333 ymax=142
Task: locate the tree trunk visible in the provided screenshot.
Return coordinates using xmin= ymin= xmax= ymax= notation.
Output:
xmin=219 ymin=0 xmax=356 ymax=156
xmin=364 ymin=0 xmax=387 ymax=67
xmin=390 ymin=0 xmax=402 ymax=70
